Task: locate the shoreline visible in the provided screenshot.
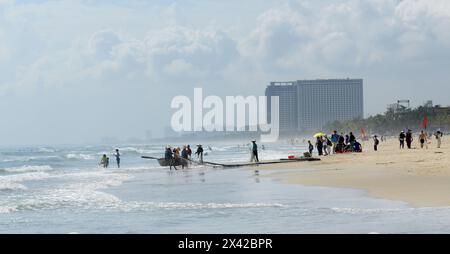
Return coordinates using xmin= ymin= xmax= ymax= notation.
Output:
xmin=257 ymin=136 xmax=450 ymax=208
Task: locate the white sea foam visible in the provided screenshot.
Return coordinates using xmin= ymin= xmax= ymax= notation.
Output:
xmin=0 ymin=205 xmax=18 ymax=214
xmin=0 ymin=172 xmax=52 ymax=182
xmin=38 ymin=148 xmax=56 ymax=153
xmin=0 ymin=167 xmax=285 ymax=214
xmin=16 ymin=188 xmax=122 ymax=211
xmin=114 ymin=147 xmax=157 ymax=154
xmin=0 ymin=181 xmax=27 ymax=191
xmin=1 ymin=165 xmax=53 ymax=173
xmin=1 ymin=171 xmax=131 ymax=213
xmin=2 ymin=156 xmax=60 ymax=163
xmin=0 ymin=171 xmax=52 ymax=191
xmin=65 ymin=153 xmax=95 ymax=160
xmin=330 ymin=207 xmax=404 ymax=214
xmin=65 ymin=173 xmax=132 ymax=190
xmin=118 ymin=202 xmax=286 ymax=211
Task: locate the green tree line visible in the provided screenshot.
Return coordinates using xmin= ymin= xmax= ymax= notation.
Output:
xmin=324 ymin=105 xmax=450 ymax=135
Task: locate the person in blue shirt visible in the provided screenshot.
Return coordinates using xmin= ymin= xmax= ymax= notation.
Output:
xmin=353 ymin=141 xmax=362 ymax=153
xmin=331 ymin=130 xmax=340 ymax=154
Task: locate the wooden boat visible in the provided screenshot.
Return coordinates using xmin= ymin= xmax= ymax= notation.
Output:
xmin=142 ymin=156 xmax=319 ymax=169
xmin=157 ymin=157 xmax=188 ymax=167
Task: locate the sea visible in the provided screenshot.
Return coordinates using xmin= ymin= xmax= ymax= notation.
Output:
xmin=1 ymin=142 xmax=450 ymax=234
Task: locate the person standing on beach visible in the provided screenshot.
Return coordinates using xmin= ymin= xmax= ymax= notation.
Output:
xmin=316 ymin=137 xmax=323 ymax=156
xmin=337 ymin=133 xmax=345 ymax=153
xmin=181 ymin=146 xmax=188 ymax=169
xmin=349 ymin=132 xmax=356 ymax=147
xmin=406 ymin=130 xmax=413 ymax=149
xmin=114 ymin=149 xmax=120 ymax=168
xmin=326 ymin=136 xmax=332 ymax=155
xmin=308 ymin=140 xmax=314 ymax=155
xmin=399 ymin=131 xmax=406 ymax=149
xmin=322 ymin=136 xmax=329 ymax=156
xmin=373 ymin=136 xmax=380 ymax=151
xmin=195 ymin=145 xmax=204 ymax=163
xmin=435 ymin=131 xmax=443 ymax=148
xmin=187 ymin=145 xmax=192 ymax=159
xmin=419 ymin=131 xmax=428 ymax=149
xmin=251 ymin=141 xmax=259 ymax=162
xmin=331 ymin=131 xmax=339 ymax=154
xmin=323 ymin=136 xmax=332 ymax=155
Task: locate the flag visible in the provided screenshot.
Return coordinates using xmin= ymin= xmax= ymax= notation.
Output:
xmin=422 ymin=115 xmax=429 ymax=129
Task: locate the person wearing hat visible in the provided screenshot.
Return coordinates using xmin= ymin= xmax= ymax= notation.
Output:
xmin=373 ymin=135 xmax=380 ymax=151
xmin=250 ymin=140 xmax=259 ymax=162
xmin=195 ymin=144 xmax=204 ymax=163
xmin=399 ymin=131 xmax=406 ymax=149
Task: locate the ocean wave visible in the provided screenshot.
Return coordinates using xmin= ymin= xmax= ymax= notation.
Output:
xmin=65 ymin=153 xmax=95 ymax=160
xmin=0 ymin=172 xmax=52 ymax=182
xmin=0 ymin=171 xmax=130 ymax=213
xmin=2 ymin=156 xmax=61 ymax=163
xmin=0 ymin=206 xmax=18 ymax=214
xmin=0 ymin=165 xmax=53 ymax=173
xmin=4 ymin=192 xmax=286 ymax=213
xmin=113 ymin=147 xmax=159 ymax=154
xmin=0 ymin=167 xmax=284 ymax=213
xmin=65 ymin=173 xmax=132 ymax=190
xmin=13 ymin=189 xmax=122 ymax=212
xmin=37 ymin=148 xmax=56 ymax=153
xmin=0 ymin=172 xmax=52 ymax=191
xmin=330 ymin=207 xmax=404 ymax=214
xmin=119 ymin=202 xmax=286 ymax=211
xmin=0 ymin=182 xmax=27 ymax=191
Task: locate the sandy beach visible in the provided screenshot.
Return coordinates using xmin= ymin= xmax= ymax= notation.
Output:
xmin=260 ymin=136 xmax=450 ymax=208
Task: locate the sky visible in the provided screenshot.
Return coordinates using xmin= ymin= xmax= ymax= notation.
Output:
xmin=1 ymin=0 xmax=450 ymax=145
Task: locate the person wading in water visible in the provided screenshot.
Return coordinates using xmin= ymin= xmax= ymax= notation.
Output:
xmin=251 ymin=141 xmax=259 ymax=162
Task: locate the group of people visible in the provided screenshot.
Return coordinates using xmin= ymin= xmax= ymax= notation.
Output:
xmin=164 ymin=144 xmax=205 ymax=170
xmin=99 ymin=149 xmax=121 ymax=168
xmin=399 ymin=129 xmax=444 ymax=149
xmin=308 ymin=131 xmax=363 ymax=156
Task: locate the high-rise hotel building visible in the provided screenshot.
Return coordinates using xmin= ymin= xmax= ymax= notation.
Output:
xmin=265 ymin=79 xmax=364 ymax=131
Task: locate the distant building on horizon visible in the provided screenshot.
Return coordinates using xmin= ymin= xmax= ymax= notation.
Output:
xmin=265 ymin=78 xmax=364 ymax=132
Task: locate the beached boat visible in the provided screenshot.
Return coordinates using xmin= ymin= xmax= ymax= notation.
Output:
xmin=142 ymin=156 xmax=319 ymax=168
xmin=157 ymin=157 xmax=188 ymax=167
xmin=140 ymin=156 xmax=189 ymax=167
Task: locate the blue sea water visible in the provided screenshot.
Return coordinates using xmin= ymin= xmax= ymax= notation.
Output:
xmin=1 ymin=142 xmax=450 ymax=233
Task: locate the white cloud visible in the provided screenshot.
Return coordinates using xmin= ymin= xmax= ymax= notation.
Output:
xmin=1 ymin=0 xmax=450 ymax=144
xmin=238 ymin=0 xmax=450 ymax=73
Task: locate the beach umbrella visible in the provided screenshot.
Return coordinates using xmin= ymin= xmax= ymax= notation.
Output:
xmin=313 ymin=132 xmax=326 ymax=138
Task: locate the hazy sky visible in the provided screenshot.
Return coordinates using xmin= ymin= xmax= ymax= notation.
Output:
xmin=1 ymin=0 xmax=450 ymax=145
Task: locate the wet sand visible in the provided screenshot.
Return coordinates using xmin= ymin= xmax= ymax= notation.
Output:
xmin=259 ymin=136 xmax=450 ymax=207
